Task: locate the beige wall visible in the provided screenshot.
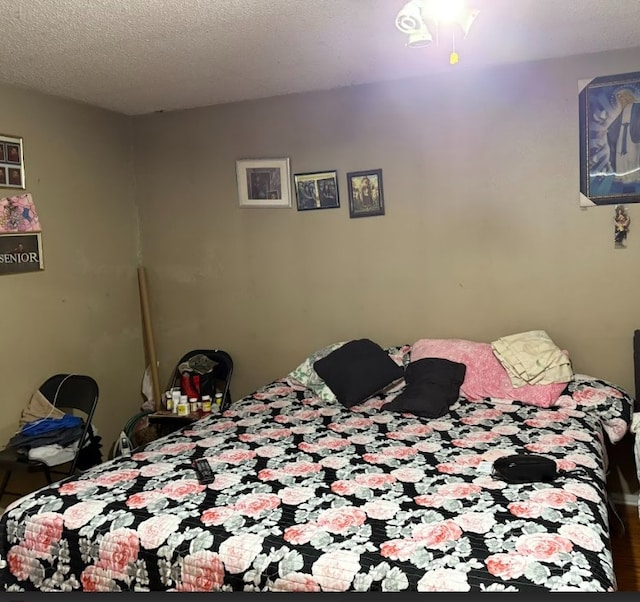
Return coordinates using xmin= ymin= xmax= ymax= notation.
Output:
xmin=134 ymin=48 xmax=640 ymax=494
xmin=134 ymin=48 xmax=640 ymax=395
xmin=0 ymin=83 xmax=143 ymax=453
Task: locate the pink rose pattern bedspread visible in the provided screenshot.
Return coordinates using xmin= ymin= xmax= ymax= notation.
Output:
xmin=0 ymin=349 xmax=633 ymax=592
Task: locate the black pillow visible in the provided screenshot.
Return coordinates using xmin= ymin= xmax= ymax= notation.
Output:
xmin=384 ymin=357 xmax=466 ymax=418
xmin=313 ymin=339 xmax=404 ymax=408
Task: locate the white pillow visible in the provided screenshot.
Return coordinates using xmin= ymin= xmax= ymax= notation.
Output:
xmin=286 ymin=342 xmax=346 ymax=402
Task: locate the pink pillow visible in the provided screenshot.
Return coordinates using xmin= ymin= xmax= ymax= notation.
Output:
xmin=410 ymin=339 xmax=567 ymax=408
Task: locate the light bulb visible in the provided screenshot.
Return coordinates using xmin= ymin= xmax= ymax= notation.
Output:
xmin=427 ymin=0 xmax=465 ymax=24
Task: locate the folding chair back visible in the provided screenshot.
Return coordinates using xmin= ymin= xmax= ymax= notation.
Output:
xmin=167 ymin=349 xmax=233 ymax=411
xmin=40 ymin=374 xmax=99 ymax=474
xmin=0 ymin=373 xmax=99 ymax=500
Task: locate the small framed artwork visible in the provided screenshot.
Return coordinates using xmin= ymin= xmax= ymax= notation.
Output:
xmin=579 ymin=70 xmax=640 ymax=206
xmin=294 ymin=170 xmax=340 ymax=211
xmin=0 ymin=134 xmax=25 ymax=190
xmin=347 ymin=168 xmax=385 ymax=218
xmin=7 ymin=168 xmax=22 ymax=187
xmin=236 ymin=158 xmax=291 ymax=208
xmin=0 ymin=232 xmax=44 ymax=275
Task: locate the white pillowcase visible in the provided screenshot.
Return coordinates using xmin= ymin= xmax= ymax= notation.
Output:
xmin=286 ymin=342 xmax=346 ymax=402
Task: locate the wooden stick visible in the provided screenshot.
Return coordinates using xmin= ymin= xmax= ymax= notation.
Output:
xmin=137 ymin=266 xmax=161 ymax=411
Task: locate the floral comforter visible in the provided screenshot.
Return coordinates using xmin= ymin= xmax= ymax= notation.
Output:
xmin=0 ymin=352 xmax=633 ymax=592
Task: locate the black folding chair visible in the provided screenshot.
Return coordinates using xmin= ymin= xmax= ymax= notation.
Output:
xmin=168 ymin=349 xmax=234 ymax=411
xmin=0 ymin=374 xmax=99 ymax=499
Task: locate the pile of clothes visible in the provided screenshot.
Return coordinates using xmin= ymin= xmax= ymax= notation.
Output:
xmin=8 ymin=386 xmax=102 ymax=470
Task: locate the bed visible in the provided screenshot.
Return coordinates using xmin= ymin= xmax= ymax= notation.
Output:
xmin=0 ymin=340 xmax=633 ymax=592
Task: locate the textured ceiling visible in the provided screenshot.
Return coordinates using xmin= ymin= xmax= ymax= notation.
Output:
xmin=1 ymin=0 xmax=640 ymax=116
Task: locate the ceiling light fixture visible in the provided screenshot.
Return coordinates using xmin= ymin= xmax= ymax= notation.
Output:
xmin=395 ymin=0 xmax=479 ymax=65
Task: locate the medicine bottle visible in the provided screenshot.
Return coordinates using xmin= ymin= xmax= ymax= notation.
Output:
xmin=171 ymin=390 xmax=181 ymax=414
xmin=177 ymin=395 xmax=189 ymax=416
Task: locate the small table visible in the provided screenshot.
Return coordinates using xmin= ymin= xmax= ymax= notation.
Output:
xmin=147 ymin=411 xmax=201 ymax=436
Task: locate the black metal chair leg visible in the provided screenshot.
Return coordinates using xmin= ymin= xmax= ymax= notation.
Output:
xmin=0 ymin=470 xmax=12 ymax=499
xmin=42 ymin=466 xmax=52 ymax=485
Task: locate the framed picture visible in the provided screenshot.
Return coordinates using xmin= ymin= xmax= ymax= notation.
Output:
xmin=236 ymin=158 xmax=291 ymax=208
xmin=347 ymin=168 xmax=385 ymax=218
xmin=0 ymin=232 xmax=44 ymax=275
xmin=0 ymin=134 xmax=25 ymax=190
xmin=294 ymin=170 xmax=339 ymax=211
xmin=579 ymin=70 xmax=640 ymax=207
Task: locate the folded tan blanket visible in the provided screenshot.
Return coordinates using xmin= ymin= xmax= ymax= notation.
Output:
xmin=18 ymin=388 xmax=66 ymax=428
xmin=491 ymin=330 xmax=573 ymax=387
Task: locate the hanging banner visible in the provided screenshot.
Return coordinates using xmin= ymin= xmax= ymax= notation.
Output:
xmin=0 ymin=232 xmax=44 ymax=275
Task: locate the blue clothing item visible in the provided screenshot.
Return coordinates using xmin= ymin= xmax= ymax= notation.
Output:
xmin=19 ymin=414 xmax=82 ymax=436
xmin=9 ymin=425 xmax=84 ymax=451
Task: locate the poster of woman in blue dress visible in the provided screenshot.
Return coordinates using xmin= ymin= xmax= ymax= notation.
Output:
xmin=579 ymin=70 xmax=640 ymax=206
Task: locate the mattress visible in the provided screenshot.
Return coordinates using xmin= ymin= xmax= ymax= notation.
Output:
xmin=0 ymin=347 xmax=633 ymax=592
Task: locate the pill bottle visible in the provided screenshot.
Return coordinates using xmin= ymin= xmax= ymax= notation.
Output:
xmin=171 ymin=390 xmax=181 ymax=414
xmin=189 ymin=397 xmax=199 ymax=413
xmin=177 ymin=398 xmax=189 ymax=416
xmin=202 ymin=395 xmax=212 ymax=413
xmin=215 ymin=392 xmax=223 ymax=408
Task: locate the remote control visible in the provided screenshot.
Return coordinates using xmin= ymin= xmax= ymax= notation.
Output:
xmin=193 ymin=458 xmax=215 ymax=484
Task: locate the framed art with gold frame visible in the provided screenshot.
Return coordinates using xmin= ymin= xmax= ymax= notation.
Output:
xmin=0 ymin=134 xmax=25 ymax=190
xmin=0 ymin=232 xmax=43 ymax=275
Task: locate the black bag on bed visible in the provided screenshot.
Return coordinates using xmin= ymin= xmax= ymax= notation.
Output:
xmin=492 ymin=454 xmax=558 ymax=484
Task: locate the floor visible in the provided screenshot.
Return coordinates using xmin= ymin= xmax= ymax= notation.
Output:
xmin=0 ymin=469 xmax=48 ymax=510
xmin=611 ymin=504 xmax=640 ymax=591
